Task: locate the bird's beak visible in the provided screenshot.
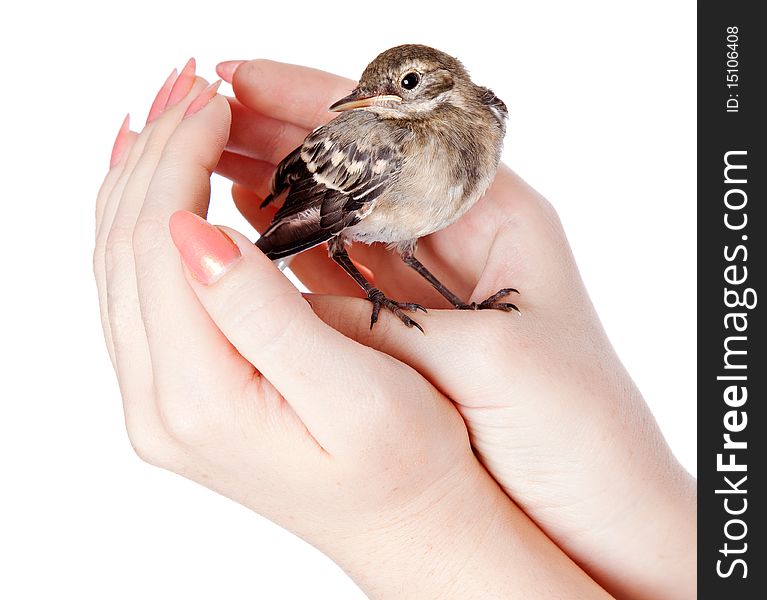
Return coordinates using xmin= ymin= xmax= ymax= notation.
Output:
xmin=329 ymin=89 xmax=402 ymax=112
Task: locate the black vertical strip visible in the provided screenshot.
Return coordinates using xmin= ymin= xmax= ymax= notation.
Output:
xmin=698 ymin=2 xmax=765 ymax=598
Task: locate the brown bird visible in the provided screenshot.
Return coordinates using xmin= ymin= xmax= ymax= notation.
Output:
xmin=256 ymin=44 xmax=518 ymax=331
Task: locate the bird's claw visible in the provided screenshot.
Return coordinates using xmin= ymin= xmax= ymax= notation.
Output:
xmin=398 ymin=302 xmax=428 ymax=314
xmin=367 ymin=289 xmax=426 ymax=332
xmin=456 ymin=288 xmax=520 ymax=313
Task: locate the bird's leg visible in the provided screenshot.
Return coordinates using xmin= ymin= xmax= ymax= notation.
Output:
xmin=329 ymin=240 xmax=427 ymax=332
xmin=400 ymin=251 xmax=520 ymax=313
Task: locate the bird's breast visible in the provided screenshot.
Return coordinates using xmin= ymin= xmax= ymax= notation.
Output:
xmin=345 ymin=129 xmax=500 ymax=245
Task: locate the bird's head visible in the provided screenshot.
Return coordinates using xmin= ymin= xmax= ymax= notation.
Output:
xmin=329 ymin=44 xmax=474 ymax=119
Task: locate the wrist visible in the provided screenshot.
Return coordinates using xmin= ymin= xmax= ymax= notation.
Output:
xmin=343 ymin=462 xmax=499 ymax=599
xmin=598 ymin=437 xmax=697 ymax=600
xmin=329 ymin=459 xmax=609 ymax=600
xmin=554 ymin=380 xmax=697 ymax=600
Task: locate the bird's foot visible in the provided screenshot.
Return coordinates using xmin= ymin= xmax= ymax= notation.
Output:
xmin=456 ymin=288 xmax=520 ymax=312
xmin=367 ymin=288 xmax=427 ymax=332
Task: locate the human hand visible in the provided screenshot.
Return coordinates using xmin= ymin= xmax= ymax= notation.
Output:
xmin=216 ymin=59 xmax=696 ymax=600
xmin=94 ymin=61 xmax=611 ymax=599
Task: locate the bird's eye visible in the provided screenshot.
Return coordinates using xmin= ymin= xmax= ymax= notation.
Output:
xmin=400 ymin=72 xmax=420 ymax=90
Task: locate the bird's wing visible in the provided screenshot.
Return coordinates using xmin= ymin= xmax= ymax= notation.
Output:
xmin=477 ymin=86 xmax=508 ymax=127
xmin=256 ymin=114 xmax=403 ymax=260
xmin=262 ymin=145 xmax=303 ymax=204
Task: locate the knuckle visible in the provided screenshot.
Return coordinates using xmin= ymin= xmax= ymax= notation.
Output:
xmin=141 ymin=132 xmax=173 ymax=162
xmin=162 ymin=412 xmax=210 ymax=447
xmin=537 ymin=196 xmax=565 ymax=233
xmin=235 ymin=60 xmax=262 ymax=87
xmin=156 ymin=387 xmax=221 ymax=447
xmin=127 ymin=429 xmax=172 ymax=468
xmin=123 ymin=414 xmax=178 ymax=468
xmin=227 ymin=288 xmax=300 ymax=352
xmin=132 ymin=216 xmax=168 ymax=258
xmin=265 ymin=120 xmax=289 ymax=163
xmin=104 ymin=226 xmax=136 ymax=276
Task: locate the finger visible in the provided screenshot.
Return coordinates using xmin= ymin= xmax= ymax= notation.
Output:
xmin=230 ymin=183 xmax=271 ymax=226
xmin=168 ymin=213 xmax=436 ymax=452
xmin=109 ymin=76 xmax=210 ymax=252
xmin=96 ymin=117 xmax=155 ymax=244
xmin=305 ymin=294 xmax=528 ymax=405
xmin=232 ymin=60 xmax=356 ymax=130
xmin=94 ymin=126 xmax=139 ymax=369
xmin=225 ymin=97 xmax=309 ymax=165
xmin=230 ymin=184 xmax=365 ymax=297
xmin=104 ymin=76 xmax=212 ymax=456
xmin=96 ymin=114 xmax=186 ymax=373
xmin=96 ymin=116 xmax=164 ymax=372
xmin=215 ymin=151 xmax=274 ymax=198
xmin=461 ymin=167 xmax=579 ymax=307
xmin=130 ymin=92 xmax=260 ymax=439
xmin=97 ymin=59 xmax=198 ymax=244
xmin=104 ymin=75 xmax=210 ymax=355
xmin=96 ymin=116 xmax=137 ymax=235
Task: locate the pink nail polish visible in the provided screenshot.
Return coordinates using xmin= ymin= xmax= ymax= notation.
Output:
xmin=169 ymin=210 xmax=241 ymax=284
xmin=183 ymin=80 xmax=221 ymax=118
xmin=165 ymin=57 xmax=196 ymax=109
xmin=109 ymin=113 xmax=131 ymax=168
xmin=146 ymin=68 xmax=178 ymax=124
xmin=352 ymin=258 xmax=376 ymax=286
xmin=215 ymin=60 xmax=245 ymax=83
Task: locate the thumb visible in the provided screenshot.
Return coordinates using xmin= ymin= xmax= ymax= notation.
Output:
xmin=167 ymin=211 xmax=417 ymax=449
xmin=230 ymin=59 xmax=355 ymax=130
xmin=305 ymin=294 xmax=520 ymax=406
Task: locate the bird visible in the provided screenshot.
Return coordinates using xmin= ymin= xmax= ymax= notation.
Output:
xmin=256 ymin=44 xmax=518 ymax=332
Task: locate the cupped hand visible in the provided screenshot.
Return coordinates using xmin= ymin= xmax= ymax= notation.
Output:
xmin=93 ymin=62 xmax=611 ymax=599
xmin=216 ymin=59 xmax=696 ymax=600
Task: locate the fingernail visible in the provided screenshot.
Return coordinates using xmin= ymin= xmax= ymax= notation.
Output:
xmin=146 ymin=67 xmax=178 ymax=124
xmin=169 ymin=210 xmax=241 ymax=285
xmin=183 ymin=80 xmax=221 ymax=118
xmin=215 ymin=60 xmax=245 ymax=83
xmin=109 ymin=113 xmax=131 ymax=168
xmin=165 ymin=57 xmax=196 ymax=109
xmin=352 ymin=258 xmax=376 ymax=286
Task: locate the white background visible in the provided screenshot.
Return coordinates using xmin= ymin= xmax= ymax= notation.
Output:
xmin=1 ymin=1 xmax=695 ymax=598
